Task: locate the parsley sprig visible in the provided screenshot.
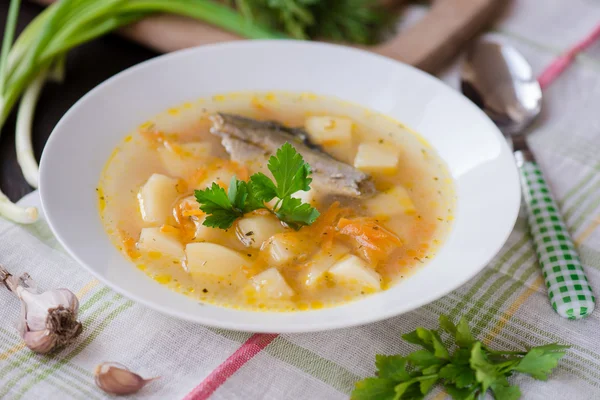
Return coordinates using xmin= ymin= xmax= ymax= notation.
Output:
xmin=194 ymin=143 xmax=320 ymax=230
xmin=352 ymin=315 xmax=569 ymax=400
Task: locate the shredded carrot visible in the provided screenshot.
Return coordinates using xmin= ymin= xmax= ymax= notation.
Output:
xmin=308 ymin=201 xmax=351 ymax=250
xmin=337 ymin=217 xmax=402 ymax=265
xmin=173 ymin=199 xmax=201 ymax=241
xmin=117 ymin=229 xmax=140 ymax=260
xmin=160 ymin=224 xmax=181 ymax=235
xmin=182 ymin=209 xmax=205 ymax=217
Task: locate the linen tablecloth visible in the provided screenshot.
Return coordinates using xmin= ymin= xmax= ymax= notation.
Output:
xmin=2 ymin=1 xmax=600 ymax=398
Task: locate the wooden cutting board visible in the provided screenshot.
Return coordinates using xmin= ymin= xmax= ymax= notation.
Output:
xmin=34 ymin=0 xmax=505 ymax=73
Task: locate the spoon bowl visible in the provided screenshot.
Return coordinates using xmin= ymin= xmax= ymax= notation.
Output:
xmin=461 ymin=41 xmax=542 ymax=136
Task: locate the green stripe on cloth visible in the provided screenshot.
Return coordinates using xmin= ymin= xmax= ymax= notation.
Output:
xmin=563 ymin=177 xmax=600 ymax=222
xmin=0 ymin=328 xmax=102 ymax=400
xmin=78 ymin=287 xmax=113 ymax=314
xmin=264 ymin=337 xmax=360 ymax=395
xmin=471 ymin=262 xmax=539 ymax=337
xmin=559 ymin=163 xmax=600 ymax=206
xmin=0 ymin=293 xmax=124 ymax=398
xmin=572 ymin=195 xmax=600 ymax=231
xmin=448 ymin=234 xmax=530 ymax=319
xmin=13 ymin=300 xmax=135 ymax=400
xmin=208 ymin=327 xmax=253 ymax=343
xmin=463 ymin=242 xmax=535 ymax=323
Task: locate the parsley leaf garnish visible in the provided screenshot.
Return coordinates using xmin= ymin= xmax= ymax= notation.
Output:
xmin=194 ymin=182 xmax=243 ymax=229
xmin=194 ymin=142 xmax=320 ymax=230
xmin=351 ymin=315 xmax=569 ymax=400
xmin=268 ymin=142 xmax=312 ymax=198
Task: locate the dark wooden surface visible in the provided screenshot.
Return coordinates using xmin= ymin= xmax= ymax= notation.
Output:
xmin=0 ymin=2 xmax=158 ymax=202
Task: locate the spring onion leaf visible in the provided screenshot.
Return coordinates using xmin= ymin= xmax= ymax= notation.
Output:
xmin=195 ymin=143 xmax=319 ymax=230
xmin=352 ymin=315 xmax=570 ymax=400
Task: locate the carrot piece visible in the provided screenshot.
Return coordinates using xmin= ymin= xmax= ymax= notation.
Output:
xmin=308 ymin=201 xmax=351 ymax=250
xmin=337 ymin=217 xmax=402 ymax=265
xmin=117 ymin=229 xmax=141 ymax=260
xmin=160 ymin=224 xmax=181 ymax=235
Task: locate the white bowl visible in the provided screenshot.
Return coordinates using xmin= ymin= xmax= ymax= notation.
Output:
xmin=39 ymin=40 xmax=520 ymax=332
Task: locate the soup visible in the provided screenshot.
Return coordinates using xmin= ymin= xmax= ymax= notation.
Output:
xmin=98 ymin=92 xmax=455 ymax=311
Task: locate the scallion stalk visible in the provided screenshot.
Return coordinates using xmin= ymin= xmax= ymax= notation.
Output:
xmin=0 ymin=0 xmax=286 ymax=224
xmin=16 ymin=69 xmax=47 ymax=188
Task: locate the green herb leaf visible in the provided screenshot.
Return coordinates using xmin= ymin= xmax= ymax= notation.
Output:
xmin=439 ymin=364 xmax=475 ymax=389
xmin=351 ymin=377 xmax=397 ymax=400
xmin=394 ymin=379 xmax=419 ymax=399
xmin=194 ymin=183 xmax=242 ymax=229
xmin=376 ymin=355 xmax=411 ymax=381
xmin=491 ymin=381 xmax=522 ymax=400
xmin=443 ymin=384 xmax=478 ymax=400
xmin=470 ymin=342 xmax=501 ymax=393
xmin=513 ymin=344 xmax=570 ymax=380
xmin=195 ymin=143 xmax=319 ymax=230
xmin=275 ymin=196 xmax=320 ymax=230
xmin=439 ymin=314 xmax=457 ymax=337
xmin=355 ymin=315 xmax=569 ymax=400
xmin=402 ymin=328 xmax=449 ymax=360
xmin=249 ymin=172 xmax=277 ymax=203
xmin=268 ymin=142 xmax=312 ymax=199
xmin=228 ymin=176 xmax=248 ymax=212
xmin=455 ymin=317 xmax=475 ymax=348
xmin=202 ymin=209 xmax=240 ymax=229
xmin=419 ymin=376 xmax=438 ymax=395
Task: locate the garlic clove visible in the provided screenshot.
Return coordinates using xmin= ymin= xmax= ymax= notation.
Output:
xmin=95 ymin=362 xmax=156 ymax=395
xmin=23 ymin=330 xmax=57 ymax=354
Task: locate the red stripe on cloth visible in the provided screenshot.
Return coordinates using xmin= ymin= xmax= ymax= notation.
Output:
xmin=538 ymin=23 xmax=600 ymax=89
xmin=183 ymin=333 xmax=279 ymax=400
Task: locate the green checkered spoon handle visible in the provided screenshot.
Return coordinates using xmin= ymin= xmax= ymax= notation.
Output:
xmin=517 ymin=151 xmax=595 ymax=319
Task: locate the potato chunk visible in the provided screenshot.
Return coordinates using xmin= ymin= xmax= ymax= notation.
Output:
xmin=138 ymin=227 xmax=184 ymax=260
xmin=236 ymin=214 xmax=285 ymax=248
xmin=365 ymin=185 xmax=416 ymax=217
xmin=328 ymin=255 xmax=381 ymax=290
xmin=186 ymin=243 xmax=248 ymax=281
xmin=190 ymin=215 xmax=232 ymax=243
xmin=353 ymin=143 xmax=399 ymax=173
xmin=138 ymin=174 xmax=179 ymax=225
xmin=264 ymin=233 xmax=309 ymax=265
xmin=251 ymin=268 xmax=295 ymax=299
xmin=305 ymin=116 xmax=353 ymax=144
xmin=158 ymin=142 xmax=212 ymax=178
xmin=304 ymin=244 xmax=351 ymax=286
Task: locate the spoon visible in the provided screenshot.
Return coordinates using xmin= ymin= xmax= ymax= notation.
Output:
xmin=461 ymin=40 xmax=595 ymax=320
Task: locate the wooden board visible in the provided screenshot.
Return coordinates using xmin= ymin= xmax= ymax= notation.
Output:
xmin=33 ymin=0 xmax=505 ymax=74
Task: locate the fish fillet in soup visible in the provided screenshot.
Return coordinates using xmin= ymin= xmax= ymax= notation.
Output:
xmin=98 ymin=92 xmax=455 ymax=312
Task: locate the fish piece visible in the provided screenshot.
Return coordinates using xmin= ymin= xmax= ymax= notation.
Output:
xmin=210 ymin=113 xmax=376 ymax=197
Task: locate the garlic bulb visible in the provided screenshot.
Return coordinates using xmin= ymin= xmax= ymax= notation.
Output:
xmin=95 ymin=362 xmax=156 ymax=395
xmin=1 ymin=266 xmax=82 ymax=354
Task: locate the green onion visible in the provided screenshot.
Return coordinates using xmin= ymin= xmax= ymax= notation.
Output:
xmin=0 ymin=0 xmax=283 ymax=224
